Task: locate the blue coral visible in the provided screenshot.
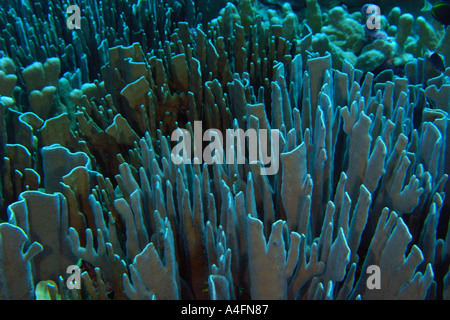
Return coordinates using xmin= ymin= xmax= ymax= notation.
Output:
xmin=0 ymin=0 xmax=449 ymax=300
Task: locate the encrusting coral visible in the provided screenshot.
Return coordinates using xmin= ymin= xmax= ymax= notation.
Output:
xmin=0 ymin=0 xmax=449 ymax=300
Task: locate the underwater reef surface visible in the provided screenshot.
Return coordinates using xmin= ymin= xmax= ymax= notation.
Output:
xmin=0 ymin=0 xmax=449 ymax=300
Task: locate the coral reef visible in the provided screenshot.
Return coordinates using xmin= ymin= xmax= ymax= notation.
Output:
xmin=0 ymin=0 xmax=449 ymax=301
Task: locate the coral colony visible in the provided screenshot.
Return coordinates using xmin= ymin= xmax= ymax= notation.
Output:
xmin=0 ymin=0 xmax=449 ymax=301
